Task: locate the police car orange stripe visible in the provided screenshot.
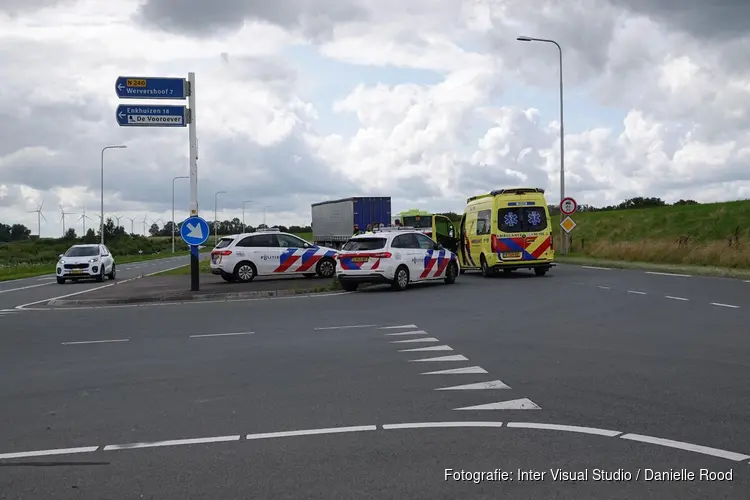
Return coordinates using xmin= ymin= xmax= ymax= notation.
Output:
xmin=433 ymin=253 xmax=451 ymax=277
xmin=274 ymin=248 xmax=301 ymax=273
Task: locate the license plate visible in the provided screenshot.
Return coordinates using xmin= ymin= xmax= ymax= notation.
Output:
xmin=502 ymin=252 xmax=522 ymax=260
xmin=71 ymin=269 xmax=83 ymax=274
xmin=351 ymin=256 xmax=369 ymax=263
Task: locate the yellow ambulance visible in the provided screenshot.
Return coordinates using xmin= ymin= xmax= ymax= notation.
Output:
xmin=458 ymin=187 xmax=555 ymax=277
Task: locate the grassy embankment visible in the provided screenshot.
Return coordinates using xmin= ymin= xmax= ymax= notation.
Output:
xmin=151 ymin=200 xmax=750 ymax=280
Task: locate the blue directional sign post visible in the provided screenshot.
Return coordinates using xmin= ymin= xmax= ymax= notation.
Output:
xmin=115 ymin=72 xmax=201 ymax=290
xmin=116 ymin=105 xmax=187 ymax=127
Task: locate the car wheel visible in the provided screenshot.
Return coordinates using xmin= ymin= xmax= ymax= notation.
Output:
xmin=340 ymin=280 xmax=358 ymax=292
xmin=56 ymin=277 xmax=65 ymax=284
xmin=534 ymin=267 xmax=548 ymax=277
xmin=444 ymin=262 xmax=458 ymax=284
xmin=480 ymin=256 xmax=492 ymax=278
xmin=107 ymin=263 xmax=116 ymax=280
xmin=95 ymin=267 xmax=104 ymax=282
xmin=316 ymin=258 xmax=336 ymax=279
xmin=391 ymin=265 xmax=410 ymax=291
xmin=233 ymin=261 xmax=256 ymax=283
xmin=220 ymin=271 xmax=235 ymax=283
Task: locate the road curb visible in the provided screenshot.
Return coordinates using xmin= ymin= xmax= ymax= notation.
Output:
xmin=47 ymin=286 xmax=341 ymax=306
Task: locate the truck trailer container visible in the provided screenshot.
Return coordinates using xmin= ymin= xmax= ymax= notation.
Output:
xmin=311 ymin=197 xmax=391 ymax=248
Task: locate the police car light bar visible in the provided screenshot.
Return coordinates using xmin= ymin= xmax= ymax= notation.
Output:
xmin=372 ymin=226 xmax=418 ymax=232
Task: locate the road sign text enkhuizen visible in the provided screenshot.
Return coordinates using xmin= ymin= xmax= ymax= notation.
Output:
xmin=116 ymin=105 xmax=187 ymax=127
xmin=115 ymin=76 xmax=186 ymax=100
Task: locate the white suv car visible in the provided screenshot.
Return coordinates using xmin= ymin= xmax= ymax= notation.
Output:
xmin=56 ymin=244 xmax=116 ymax=284
xmin=336 ymin=229 xmax=459 ymax=292
xmin=209 ymin=229 xmax=338 ymax=283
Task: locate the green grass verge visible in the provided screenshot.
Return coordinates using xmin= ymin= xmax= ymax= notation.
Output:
xmin=0 ymin=251 xmax=191 ymax=282
xmin=156 ymin=259 xmax=212 ymax=276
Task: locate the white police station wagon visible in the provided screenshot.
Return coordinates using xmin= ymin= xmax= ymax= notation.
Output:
xmin=336 ymin=228 xmax=459 ymax=292
xmin=209 ymin=228 xmax=338 ymax=283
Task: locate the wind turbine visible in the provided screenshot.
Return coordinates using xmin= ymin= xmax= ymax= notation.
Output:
xmin=59 ymin=204 xmax=76 ymax=236
xmin=115 ymin=215 xmax=123 ymax=229
xmin=28 ymin=201 xmax=46 ymax=237
xmin=142 ymin=214 xmax=148 ymax=236
xmin=126 ymin=216 xmax=136 ymax=234
xmin=78 ymin=208 xmax=93 ymax=235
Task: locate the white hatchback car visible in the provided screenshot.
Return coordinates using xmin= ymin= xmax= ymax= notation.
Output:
xmin=336 ymin=229 xmax=459 ymax=292
xmin=56 ymin=244 xmax=116 ymax=284
xmin=209 ymin=229 xmax=338 ymax=283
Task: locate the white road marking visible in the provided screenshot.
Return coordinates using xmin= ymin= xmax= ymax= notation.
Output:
xmin=744 ymin=280 xmax=750 ymax=283
xmin=627 ymin=290 xmax=647 ymax=295
xmin=0 ymin=446 xmax=99 ymax=460
xmin=645 ymin=271 xmax=692 ymax=277
xmin=378 ymin=324 xmax=418 ymax=330
xmin=399 ymin=345 xmax=453 ymax=352
xmin=390 ymin=337 xmax=440 ymax=344
xmin=436 ymin=380 xmax=511 ymax=391
xmin=384 ymin=422 xmax=504 ymax=430
xmin=0 ymin=281 xmax=54 ymax=295
xmin=37 ymin=277 xmax=56 ymax=281
xmin=506 ymin=422 xmax=620 ymax=437
xmin=61 ymin=339 xmax=130 ymax=345
xmin=104 ymin=435 xmax=240 ymax=451
xmin=15 ymin=282 xmax=116 ymax=309
xmin=710 ymin=302 xmax=740 ymax=309
xmin=596 ymin=285 xmax=610 ymax=290
xmin=454 ymin=398 xmax=541 ymax=410
xmin=189 ymin=332 xmax=254 ymax=338
xmin=409 ymin=354 xmax=469 ymax=362
xmin=0 ymin=275 xmax=53 ymax=284
xmin=384 ymin=330 xmax=428 ymax=336
xmin=619 ymin=433 xmax=750 ymax=462
xmin=313 ymin=324 xmax=377 ymax=330
xmin=422 ymin=366 xmax=489 ymax=375
xmin=145 ymin=263 xmax=192 ymax=277
xmin=582 ymin=266 xmax=611 ymax=270
xmin=665 ymin=296 xmax=689 ymax=301
xmin=245 ymin=425 xmax=376 ymax=440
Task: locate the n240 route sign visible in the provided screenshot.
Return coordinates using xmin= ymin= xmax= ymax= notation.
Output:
xmin=560 ymin=197 xmax=577 ymax=215
xmin=115 ymin=76 xmax=187 ymax=100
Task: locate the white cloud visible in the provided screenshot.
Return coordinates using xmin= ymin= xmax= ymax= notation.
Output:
xmin=1 ymin=0 xmax=749 ymax=237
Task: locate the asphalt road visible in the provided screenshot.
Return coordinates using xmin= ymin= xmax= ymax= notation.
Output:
xmin=0 ymin=264 xmax=749 ymax=498
xmin=0 ymin=255 xmax=194 ymax=312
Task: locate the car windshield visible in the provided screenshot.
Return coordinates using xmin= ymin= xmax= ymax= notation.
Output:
xmin=215 ymin=238 xmax=234 ymax=249
xmin=64 ymin=246 xmax=99 ymax=257
xmin=343 ymin=238 xmax=387 ymax=251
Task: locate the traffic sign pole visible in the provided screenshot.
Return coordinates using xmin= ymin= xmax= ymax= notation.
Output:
xmin=188 ymin=72 xmax=200 ymax=291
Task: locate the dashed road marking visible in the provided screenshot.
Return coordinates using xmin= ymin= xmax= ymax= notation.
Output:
xmin=506 ymin=422 xmax=620 ymax=437
xmin=61 ymin=339 xmax=130 ymax=345
xmin=620 ymin=433 xmax=750 ymax=461
xmin=645 ymin=271 xmax=692 ymax=277
xmin=378 ymin=324 xmax=418 ymax=330
xmin=398 ymin=345 xmax=453 ymax=352
xmin=422 ymin=366 xmax=488 ymax=375
xmin=0 ymin=446 xmax=99 ymax=460
xmin=596 ymin=285 xmax=610 ymax=290
xmin=245 ymin=425 xmax=376 ymax=440
xmin=582 ymin=266 xmax=611 ymax=270
xmin=104 ymin=435 xmax=240 ymax=451
xmin=627 ymin=290 xmax=647 ymax=295
xmin=436 ymin=380 xmax=511 ymax=391
xmin=0 ymin=282 xmax=54 ymax=295
xmin=454 ymin=398 xmax=541 ymax=410
xmin=409 ymin=354 xmax=469 ymax=363
xmin=665 ymin=296 xmax=689 ymax=301
xmin=384 ymin=330 xmax=428 ymax=336
xmin=390 ymin=337 xmax=440 ymax=344
xmin=189 ymin=332 xmax=255 ymax=338
xmin=384 ymin=422 xmax=505 ymax=430
xmin=710 ymin=303 xmax=740 ymax=309
xmin=314 ymin=324 xmax=377 ymax=330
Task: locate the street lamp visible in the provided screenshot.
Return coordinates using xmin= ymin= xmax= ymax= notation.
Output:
xmin=214 ymin=190 xmax=227 ymax=245
xmin=517 ymin=35 xmax=567 ymax=254
xmin=242 ymin=200 xmax=252 ymax=232
xmin=101 ymin=145 xmax=127 ymax=245
xmin=263 ymin=205 xmax=272 ymax=227
xmin=172 ymin=176 xmax=188 ymax=253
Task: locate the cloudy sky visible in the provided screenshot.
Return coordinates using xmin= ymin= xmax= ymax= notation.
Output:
xmin=1 ymin=0 xmax=749 ymax=237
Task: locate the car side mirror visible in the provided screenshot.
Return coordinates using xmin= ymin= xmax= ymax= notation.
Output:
xmin=435 ymin=243 xmax=443 ymax=250
xmin=58 ymin=254 xmax=64 ymax=259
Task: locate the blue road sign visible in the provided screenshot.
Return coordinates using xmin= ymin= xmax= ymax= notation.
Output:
xmin=116 ymin=105 xmax=187 ymax=127
xmin=180 ymin=216 xmax=210 ymax=246
xmin=115 ymin=76 xmax=186 ymax=100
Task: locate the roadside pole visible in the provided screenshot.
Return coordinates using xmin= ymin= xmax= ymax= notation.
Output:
xmin=188 ymin=72 xmax=200 ymax=291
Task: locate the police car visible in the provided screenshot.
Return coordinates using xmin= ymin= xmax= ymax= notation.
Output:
xmin=336 ymin=227 xmax=459 ymax=292
xmin=209 ymin=228 xmax=338 ymax=283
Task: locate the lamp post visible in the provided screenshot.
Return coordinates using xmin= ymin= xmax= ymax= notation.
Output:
xmin=263 ymin=205 xmax=272 ymax=227
xmin=101 ymin=145 xmax=127 ymax=245
xmin=242 ymin=200 xmax=252 ymax=232
xmin=517 ymin=35 xmax=567 ymax=254
xmin=214 ymin=190 xmax=227 ymax=245
xmin=172 ymin=176 xmax=188 ymax=253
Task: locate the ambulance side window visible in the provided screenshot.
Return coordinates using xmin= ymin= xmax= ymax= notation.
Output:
xmin=475 ymin=210 xmax=491 ymax=235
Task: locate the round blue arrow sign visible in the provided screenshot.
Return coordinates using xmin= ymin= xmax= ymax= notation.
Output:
xmin=180 ymin=216 xmax=210 ymax=246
